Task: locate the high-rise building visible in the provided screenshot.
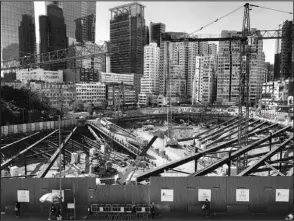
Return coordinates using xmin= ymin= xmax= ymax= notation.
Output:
xmin=46 ymin=1 xmax=96 ymax=43
xmin=193 ymin=55 xmax=217 ymax=104
xmin=160 ymin=32 xmax=210 ymax=99
xmin=150 ymin=22 xmax=166 ymax=47
xmin=1 ymin=2 xmax=35 ymax=67
xmin=208 ymin=43 xmax=217 ymax=57
xmin=140 ymin=42 xmax=160 ymax=94
xmin=75 ymin=14 xmax=95 ymax=43
xmin=216 ymin=30 xmax=265 ymax=105
xmin=19 ymin=15 xmax=36 ymax=63
xmin=39 ymin=4 xmax=68 ymax=71
xmin=109 ymin=3 xmax=146 ymax=97
xmin=280 ymin=20 xmax=293 ymax=79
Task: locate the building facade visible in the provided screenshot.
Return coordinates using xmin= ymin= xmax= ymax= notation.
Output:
xmin=39 ymin=4 xmax=68 ymax=71
xmin=141 ymin=42 xmax=160 ymax=95
xmin=16 ymin=68 xmax=63 ymax=83
xmin=1 ymin=2 xmax=35 ymax=70
xmin=46 ymin=1 xmax=96 ymax=43
xmin=29 ymin=82 xmax=76 ymax=109
xmin=99 ymin=72 xmax=134 ymax=85
xmin=106 ymin=84 xmax=136 ymax=107
xmin=159 ymin=33 xmax=211 ymax=100
xmin=76 ymin=82 xmax=106 ymax=106
xmin=216 ymin=30 xmax=265 ymax=105
xmin=109 ymin=3 xmax=146 ymax=97
xmin=192 ymin=55 xmax=216 ymax=104
xmin=280 ymin=20 xmax=293 ymax=79
xmin=150 ymin=22 xmax=166 ymax=47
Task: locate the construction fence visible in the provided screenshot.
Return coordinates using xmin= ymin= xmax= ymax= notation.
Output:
xmin=1 ymin=177 xmax=293 ymax=217
xmin=0 ymin=119 xmax=78 ymax=137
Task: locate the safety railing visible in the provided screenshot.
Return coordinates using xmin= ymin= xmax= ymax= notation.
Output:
xmin=88 ymin=204 xmax=152 ymax=220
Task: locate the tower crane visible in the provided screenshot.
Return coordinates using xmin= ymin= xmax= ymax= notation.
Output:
xmin=161 ymin=3 xmax=291 ymax=172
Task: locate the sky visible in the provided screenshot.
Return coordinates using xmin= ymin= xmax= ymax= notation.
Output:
xmin=34 ymin=1 xmax=294 ymax=64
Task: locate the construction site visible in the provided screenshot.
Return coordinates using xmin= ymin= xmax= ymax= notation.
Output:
xmin=1 ymin=2 xmax=294 ymax=220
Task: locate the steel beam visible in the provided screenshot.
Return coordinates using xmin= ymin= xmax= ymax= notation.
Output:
xmin=178 ymin=116 xmax=238 ymax=142
xmin=1 ymin=132 xmax=40 ymax=150
xmin=169 ymin=169 xmax=192 ymax=175
xmin=238 ymin=136 xmax=293 ymax=176
xmin=37 ymin=127 xmax=77 ymax=178
xmin=190 ymin=126 xmax=291 ymax=176
xmin=206 ymin=123 xmax=277 ymax=149
xmin=1 ymin=130 xmax=57 ymax=170
xmin=204 ymin=120 xmax=262 ymax=143
xmin=199 ymin=119 xmax=246 ymax=141
xmin=254 ymin=164 xmax=292 ymax=173
xmin=136 ymin=124 xmax=279 ymax=182
xmin=140 ymin=136 xmax=158 ymax=156
xmin=264 ymin=162 xmax=286 ymax=176
xmin=87 ymin=126 xmax=103 ymax=144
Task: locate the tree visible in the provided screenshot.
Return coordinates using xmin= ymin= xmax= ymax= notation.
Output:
xmin=72 ymin=100 xmax=84 ymax=112
xmin=0 ymin=86 xmax=51 ymax=125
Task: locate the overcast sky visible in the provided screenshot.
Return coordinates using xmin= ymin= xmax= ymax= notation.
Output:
xmin=35 ymin=1 xmax=293 ymax=64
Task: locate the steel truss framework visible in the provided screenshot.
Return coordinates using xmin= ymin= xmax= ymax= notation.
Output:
xmin=2 ymin=117 xmax=293 ymax=180
xmin=136 ymin=117 xmax=293 ymax=182
xmin=1 ymin=41 xmax=119 ymax=71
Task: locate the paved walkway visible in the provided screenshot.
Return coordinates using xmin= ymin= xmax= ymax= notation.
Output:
xmin=1 ymin=212 xmax=285 ymax=220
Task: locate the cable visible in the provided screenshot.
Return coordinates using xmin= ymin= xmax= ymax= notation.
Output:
xmin=250 ymin=4 xmax=293 ymax=15
xmin=189 ymin=5 xmax=244 ymax=35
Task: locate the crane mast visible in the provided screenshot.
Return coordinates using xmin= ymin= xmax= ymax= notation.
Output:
xmin=238 ymin=3 xmax=252 ymax=172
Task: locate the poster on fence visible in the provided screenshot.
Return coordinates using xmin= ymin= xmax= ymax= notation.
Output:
xmin=276 ymin=189 xmax=289 ymax=202
xmin=198 ymin=189 xmax=211 ymax=202
xmin=17 ymin=190 xmax=30 ymax=202
xmin=161 ymin=189 xmax=174 ymax=202
xmin=236 ymin=189 xmax=249 ymax=202
xmin=52 ymin=190 xmax=64 ymax=202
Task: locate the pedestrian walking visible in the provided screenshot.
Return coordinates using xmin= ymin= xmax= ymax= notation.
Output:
xmin=14 ymin=201 xmax=20 ymax=218
xmin=49 ymin=204 xmax=56 ymax=220
xmin=56 ymin=208 xmax=62 ymax=220
xmin=150 ymin=202 xmax=156 ymax=219
xmin=202 ymin=199 xmax=211 ymax=217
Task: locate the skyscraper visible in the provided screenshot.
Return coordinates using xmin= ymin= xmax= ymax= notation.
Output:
xmin=19 ymin=15 xmax=36 ymax=65
xmin=193 ymin=55 xmax=216 ymax=104
xmin=141 ymin=42 xmax=160 ymax=95
xmin=46 ymin=1 xmax=96 ymax=43
xmin=1 ymin=2 xmax=35 ymax=65
xmin=160 ymin=32 xmax=211 ymax=100
xmin=75 ymin=14 xmax=96 ymax=43
xmin=39 ymin=3 xmax=68 ymax=70
xmin=280 ymin=20 xmax=293 ymax=79
xmin=150 ymin=22 xmax=166 ymax=47
xmin=217 ymin=30 xmax=266 ymax=105
xmin=109 ymin=3 xmax=146 ymax=96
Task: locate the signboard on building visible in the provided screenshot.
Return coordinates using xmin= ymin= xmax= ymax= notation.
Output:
xmin=198 ymin=189 xmax=211 ymax=202
xmin=275 ymin=189 xmax=289 ymax=202
xmin=161 ymin=189 xmax=174 ymax=202
xmin=52 ymin=190 xmax=64 ymax=202
xmin=17 ymin=190 xmax=30 ymax=202
xmin=236 ymin=189 xmax=249 ymax=202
